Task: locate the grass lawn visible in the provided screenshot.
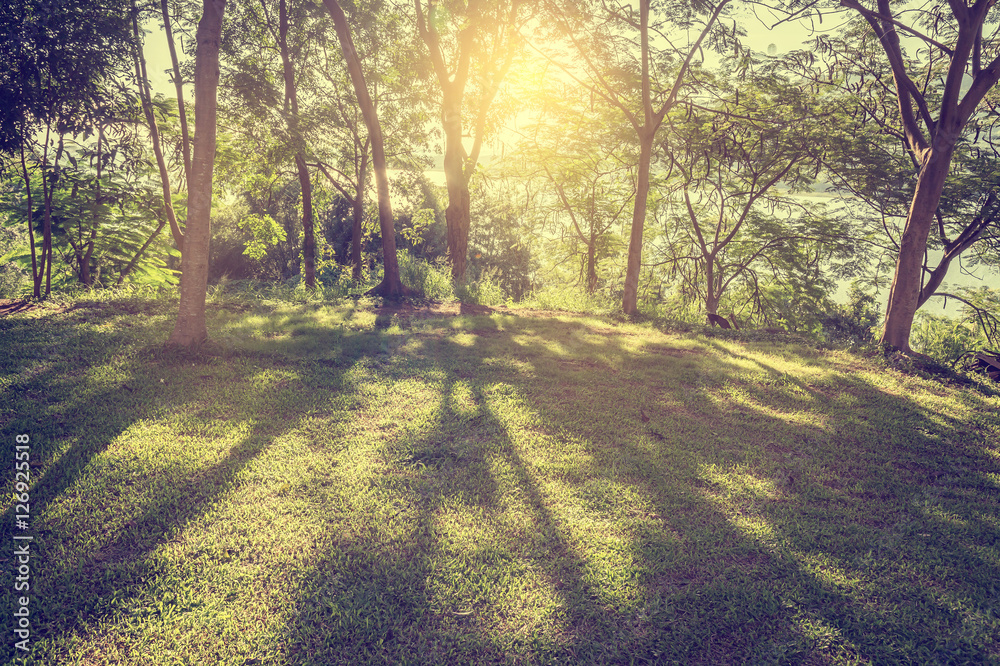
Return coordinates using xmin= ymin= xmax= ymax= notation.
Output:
xmin=2 ymin=293 xmax=999 ymax=665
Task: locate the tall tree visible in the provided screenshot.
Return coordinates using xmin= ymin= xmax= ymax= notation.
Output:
xmin=656 ymin=74 xmax=852 ymax=326
xmin=415 ymin=0 xmax=524 ymax=280
xmin=168 ymin=0 xmax=227 ymax=347
xmin=320 ymin=0 xmax=405 ymax=297
xmin=513 ymin=84 xmax=634 ymax=294
xmin=219 ymin=0 xmax=317 ymax=287
xmin=132 ymin=0 xmax=183 ymax=253
xmin=276 ymin=0 xmax=316 ymax=287
xmin=544 ymin=0 xmax=733 ymax=314
xmin=1 ymin=0 xmax=134 ymax=297
xmin=819 ymin=0 xmax=1000 ymax=351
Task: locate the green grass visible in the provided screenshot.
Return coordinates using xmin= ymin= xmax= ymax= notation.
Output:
xmin=2 ymin=294 xmax=999 ymax=665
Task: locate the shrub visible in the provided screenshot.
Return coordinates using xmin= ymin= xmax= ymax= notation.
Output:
xmin=397 ymin=251 xmax=454 ymax=301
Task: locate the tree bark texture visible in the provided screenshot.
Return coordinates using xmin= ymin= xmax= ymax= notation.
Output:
xmin=442 ymin=91 xmax=471 ymax=280
xmin=168 ymin=0 xmax=226 ymax=348
xmin=352 ymin=142 xmax=368 ymax=281
xmin=880 ymin=144 xmax=956 ymax=348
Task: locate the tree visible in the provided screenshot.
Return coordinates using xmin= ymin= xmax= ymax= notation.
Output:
xmin=543 ymin=0 xmax=733 ymax=314
xmin=276 ymin=0 xmax=316 ymax=287
xmin=414 ymin=0 xmax=525 ymax=280
xmin=131 ymin=0 xmax=184 ymax=254
xmin=217 ymin=0 xmax=318 ymax=287
xmin=320 ymin=0 xmax=405 ymax=298
xmin=309 ymin=1 xmax=428 ymax=283
xmin=0 ymin=0 xmax=134 ymax=297
xmin=809 ymin=0 xmax=1000 ymax=351
xmin=655 ymin=71 xmax=852 ymax=326
xmin=512 ymin=83 xmax=634 ymax=295
xmin=168 ymin=0 xmax=226 ymax=348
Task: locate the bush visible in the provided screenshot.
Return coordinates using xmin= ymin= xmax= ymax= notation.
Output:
xmin=822 ymin=284 xmax=881 ymax=347
xmin=521 ymin=286 xmax=616 ymax=314
xmin=911 ymin=312 xmax=986 ymax=364
xmin=397 ymin=251 xmax=455 ymax=301
xmin=455 ymin=269 xmax=510 ymax=307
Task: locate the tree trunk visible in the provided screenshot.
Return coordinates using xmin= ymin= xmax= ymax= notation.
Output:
xmin=321 ymin=0 xmax=404 ymax=298
xmin=704 ymin=256 xmax=719 ymax=316
xmin=622 ymin=133 xmax=653 ymax=314
xmin=168 ymin=0 xmax=226 ymax=348
xmin=118 ymin=219 xmax=166 ymax=285
xmin=81 ymin=125 xmax=103 ymax=287
xmin=352 ymin=142 xmax=368 ymax=281
xmin=586 ymin=227 xmax=597 ymax=294
xmin=442 ymin=91 xmax=471 ymax=280
xmin=879 ymin=144 xmax=955 ymax=350
xmin=161 ymin=0 xmax=192 ymax=189
xmin=295 ymin=152 xmax=316 ymax=287
xmin=38 ymin=127 xmax=59 ymax=298
xmin=279 ymin=0 xmax=314 ymax=288
xmin=18 ymin=143 xmax=39 ymax=299
xmin=133 ymin=2 xmax=185 ymax=251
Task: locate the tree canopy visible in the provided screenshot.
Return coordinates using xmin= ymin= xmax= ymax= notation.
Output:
xmin=2 ymin=0 xmax=1000 ymax=355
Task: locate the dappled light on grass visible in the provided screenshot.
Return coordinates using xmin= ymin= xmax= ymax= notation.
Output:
xmin=2 ymin=295 xmax=998 ymax=663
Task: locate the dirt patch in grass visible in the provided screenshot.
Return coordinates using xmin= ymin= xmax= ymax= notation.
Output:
xmin=0 ymin=298 xmax=35 ymax=316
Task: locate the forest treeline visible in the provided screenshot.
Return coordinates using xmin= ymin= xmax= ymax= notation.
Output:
xmin=1 ymin=0 xmax=999 ymax=357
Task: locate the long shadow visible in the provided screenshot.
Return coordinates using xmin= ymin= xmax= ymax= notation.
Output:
xmin=510 ymin=329 xmax=1000 ymax=662
xmin=11 ymin=305 xmax=997 ymax=663
xmin=315 ymin=315 xmax=998 ymax=662
xmin=275 ymin=314 xmax=755 ymax=663
xmin=0 ymin=303 xmax=369 ymax=663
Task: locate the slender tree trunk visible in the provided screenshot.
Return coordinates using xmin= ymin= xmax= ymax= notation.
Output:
xmin=279 ymin=0 xmax=315 ymax=288
xmin=81 ymin=125 xmax=103 ymax=287
xmin=168 ymin=0 xmax=226 ymax=348
xmin=322 ymin=0 xmax=404 ymax=298
xmin=118 ymin=219 xmax=166 ymax=285
xmin=38 ymin=125 xmax=57 ymax=298
xmin=295 ymin=152 xmax=316 ymax=287
xmin=442 ymin=90 xmax=471 ymax=280
xmin=622 ymin=133 xmax=653 ymax=314
xmin=880 ymin=145 xmax=955 ymax=350
xmin=352 ymin=140 xmax=369 ymax=281
xmin=586 ymin=227 xmax=597 ymax=294
xmin=133 ymin=3 xmax=185 ymax=250
xmin=161 ymin=0 xmax=192 ymax=189
xmin=18 ymin=143 xmax=39 ymax=298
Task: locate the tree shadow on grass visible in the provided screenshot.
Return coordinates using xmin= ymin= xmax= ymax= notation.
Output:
xmin=283 ymin=317 xmax=998 ymax=663
xmin=0 ymin=306 xmax=376 ymax=664
xmin=510 ymin=331 xmax=1000 ymax=663
xmin=277 ymin=339 xmax=638 ymax=664
xmin=9 ymin=307 xmax=996 ymax=663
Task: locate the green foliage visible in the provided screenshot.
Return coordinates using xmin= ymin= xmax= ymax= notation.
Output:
xmin=398 ymin=207 xmax=437 ymax=247
xmin=0 ymin=149 xmax=176 ymax=289
xmin=466 ymin=180 xmax=537 ymax=300
xmin=454 ymin=269 xmax=510 ymax=307
xmin=237 ymin=213 xmax=287 ymax=260
xmin=397 ymin=250 xmax=455 ymax=301
xmin=821 ymin=283 xmax=881 ymax=346
xmin=521 ymin=285 xmax=618 ymax=314
xmin=911 ymin=313 xmax=985 ymax=364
